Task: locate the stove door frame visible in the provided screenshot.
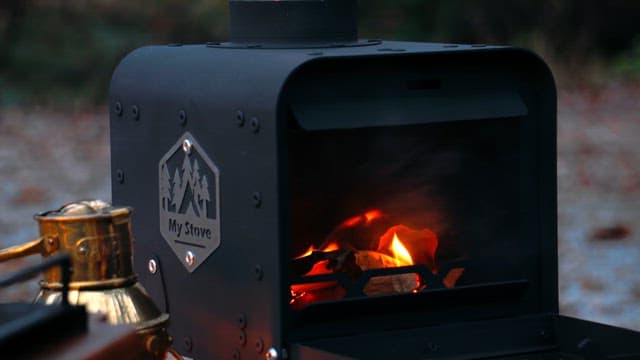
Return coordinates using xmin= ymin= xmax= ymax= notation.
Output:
xmin=277 ymin=46 xmax=557 ymax=341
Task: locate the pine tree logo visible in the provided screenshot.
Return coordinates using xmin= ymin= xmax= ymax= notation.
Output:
xmin=159 ymin=132 xmax=220 ymax=272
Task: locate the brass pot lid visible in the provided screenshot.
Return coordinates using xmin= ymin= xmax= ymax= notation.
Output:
xmin=35 ymin=199 xmax=131 ymax=222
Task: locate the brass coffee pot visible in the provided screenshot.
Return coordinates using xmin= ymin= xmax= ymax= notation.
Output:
xmin=0 ymin=200 xmax=176 ymax=359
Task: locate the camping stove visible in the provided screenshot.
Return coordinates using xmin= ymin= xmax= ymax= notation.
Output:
xmin=109 ymin=0 xmax=640 ymax=359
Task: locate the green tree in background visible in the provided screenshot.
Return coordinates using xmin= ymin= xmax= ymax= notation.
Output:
xmin=1 ymin=0 xmax=638 ymax=106
xmin=0 ymin=0 xmax=228 ymax=106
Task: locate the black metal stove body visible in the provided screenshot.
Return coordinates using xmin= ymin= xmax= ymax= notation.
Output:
xmin=109 ymin=1 xmax=640 ymax=359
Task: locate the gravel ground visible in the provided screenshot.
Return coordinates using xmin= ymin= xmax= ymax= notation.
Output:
xmin=557 ymin=84 xmax=640 ymax=330
xmin=0 ymin=84 xmax=638 ymax=331
xmin=0 ymin=108 xmax=111 ymax=299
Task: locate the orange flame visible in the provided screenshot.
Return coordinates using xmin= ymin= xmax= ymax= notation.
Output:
xmin=294 ymin=242 xmax=340 ymax=259
xmin=389 ymin=232 xmax=413 ymax=265
xmin=343 ymin=215 xmax=362 ymax=227
xmin=296 ymin=245 xmax=315 ymax=259
xmin=364 ymin=209 xmax=383 ymax=224
xmin=340 ymin=209 xmax=383 ymax=228
xmin=323 ymin=242 xmax=339 ymax=252
xmin=377 ymin=224 xmax=438 ymax=268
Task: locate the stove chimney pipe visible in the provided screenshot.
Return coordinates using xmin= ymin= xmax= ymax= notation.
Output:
xmin=228 ymin=0 xmax=358 ymax=45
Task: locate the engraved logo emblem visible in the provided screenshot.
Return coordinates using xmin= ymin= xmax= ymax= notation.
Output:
xmin=159 ymin=132 xmax=220 ymax=272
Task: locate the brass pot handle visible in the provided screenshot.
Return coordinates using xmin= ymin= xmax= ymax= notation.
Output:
xmin=0 ymin=237 xmax=46 ymax=262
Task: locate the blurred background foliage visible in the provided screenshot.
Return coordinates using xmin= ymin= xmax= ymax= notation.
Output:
xmin=0 ymin=0 xmax=639 ymax=106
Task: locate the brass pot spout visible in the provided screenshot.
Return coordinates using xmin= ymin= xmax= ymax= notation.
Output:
xmin=0 ymin=237 xmax=47 ymax=262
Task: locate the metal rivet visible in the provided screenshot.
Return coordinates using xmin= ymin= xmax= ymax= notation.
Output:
xmin=265 ymin=348 xmax=279 ymax=360
xmin=131 ymin=105 xmax=140 ymax=120
xmin=179 ymin=110 xmax=187 ymax=126
xmin=233 ymin=348 xmax=241 ymax=360
xmin=236 ymin=313 xmax=247 ymax=329
xmin=114 ymin=102 xmax=123 ymax=116
xmin=185 ymin=251 xmax=196 ymax=267
xmin=77 ymin=243 xmax=89 ymax=256
xmin=44 ymin=236 xmax=58 ymax=252
xmin=252 ymin=192 xmax=262 ymax=208
xmin=183 ymin=337 xmax=193 ymax=351
xmin=236 ymin=110 xmax=245 ymax=127
xmin=425 ymin=342 xmax=439 ymax=353
xmin=539 ymin=329 xmax=551 ymax=340
xmin=250 ymin=117 xmax=260 ymax=133
xmin=239 ymin=330 xmax=247 ymax=346
xmin=254 ymin=264 xmax=264 ymax=281
xmin=148 ymin=259 xmax=158 ymax=274
xmin=116 ymin=169 xmax=125 ymax=184
xmin=255 ymin=338 xmax=264 ymax=354
xmin=182 ymin=139 xmax=192 ymax=154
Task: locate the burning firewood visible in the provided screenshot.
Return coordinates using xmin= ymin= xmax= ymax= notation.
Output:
xmin=292 ymin=249 xmax=361 ymax=278
xmin=291 ymin=249 xmax=417 ymax=294
xmin=319 ymin=209 xmax=388 ymax=251
xmin=355 ymin=251 xmax=419 ymax=295
xmin=290 ymin=209 xmax=465 ymax=308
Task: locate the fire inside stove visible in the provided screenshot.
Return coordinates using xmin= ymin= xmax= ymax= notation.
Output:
xmin=290 ymin=209 xmax=465 ymax=309
xmin=288 ymin=118 xmax=524 ymax=310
